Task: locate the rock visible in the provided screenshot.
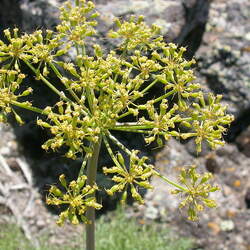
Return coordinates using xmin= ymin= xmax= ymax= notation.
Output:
xmin=245 ymin=188 xmax=250 ymax=209
xmin=220 ymin=220 xmax=235 ymax=232
xmin=144 ymin=204 xmax=159 ymax=220
xmin=20 ymin=0 xmax=60 ymax=32
xmin=195 ymin=0 xmax=250 ymax=141
xmin=226 ymin=209 xmax=237 ymax=219
xmin=173 ymin=0 xmax=211 ymax=58
xmin=0 ymin=146 xmax=11 ymax=156
xmin=235 ymin=126 xmax=250 ymax=157
xmin=207 ymin=221 xmax=221 ymax=234
xmin=205 ymin=153 xmax=221 ymax=174
xmin=186 ymin=139 xmax=210 ymax=157
xmin=233 ymin=180 xmax=241 ymax=188
xmin=36 ymin=219 xmax=46 ymax=229
xmin=6 ymin=158 xmax=21 ymax=172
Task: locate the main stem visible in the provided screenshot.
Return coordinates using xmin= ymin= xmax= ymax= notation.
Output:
xmin=85 ymin=136 xmax=102 ymax=250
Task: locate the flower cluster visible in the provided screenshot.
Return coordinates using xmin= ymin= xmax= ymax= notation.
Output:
xmin=0 ymin=29 xmax=65 ymax=68
xmin=103 ymin=150 xmax=154 ymax=204
xmin=37 ymin=101 xmax=101 ymax=159
xmin=139 ymin=100 xmax=181 ymax=144
xmin=0 ymin=69 xmax=32 ymax=123
xmin=57 ymin=0 xmax=99 ymax=46
xmin=0 ymin=0 xmax=233 ymax=224
xmin=181 ymin=94 xmax=234 ymax=152
xmin=108 ymin=15 xmax=161 ymax=51
xmin=171 ymin=166 xmax=219 ymax=221
xmin=47 ymin=174 xmax=102 ymax=226
xmin=153 ymin=44 xmax=200 ymax=110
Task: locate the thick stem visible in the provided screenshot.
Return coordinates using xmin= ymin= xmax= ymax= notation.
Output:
xmin=85 ymin=136 xmax=102 ymax=250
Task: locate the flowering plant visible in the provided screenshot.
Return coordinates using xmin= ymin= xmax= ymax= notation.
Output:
xmin=0 ymin=0 xmax=233 ymax=249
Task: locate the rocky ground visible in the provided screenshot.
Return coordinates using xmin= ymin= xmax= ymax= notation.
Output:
xmin=0 ymin=0 xmax=249 ymax=249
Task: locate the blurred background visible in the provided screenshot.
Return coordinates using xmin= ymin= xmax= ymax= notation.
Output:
xmin=0 ymin=0 xmax=249 ymax=249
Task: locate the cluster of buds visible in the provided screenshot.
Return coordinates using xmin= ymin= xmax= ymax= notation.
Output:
xmin=57 ymin=0 xmax=99 ymax=45
xmin=0 ymin=69 xmax=32 ymax=124
xmin=108 ymin=15 xmax=162 ymax=51
xmin=103 ymin=150 xmax=154 ymax=204
xmin=47 ymin=174 xmax=102 ymax=226
xmin=181 ymin=94 xmax=234 ymax=152
xmin=37 ymin=101 xmax=101 ymax=159
xmin=171 ymin=166 xmax=219 ymax=221
xmin=0 ymin=29 xmax=66 ymax=68
xmin=139 ymin=100 xmax=181 ymax=144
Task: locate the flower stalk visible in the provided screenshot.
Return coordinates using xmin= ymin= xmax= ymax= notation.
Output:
xmin=86 ymin=136 xmax=102 ymax=250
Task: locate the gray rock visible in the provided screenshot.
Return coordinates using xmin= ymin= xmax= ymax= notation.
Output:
xmin=195 ymin=0 xmax=250 ymax=141
xmin=144 ymin=204 xmax=159 ymax=220
xmin=220 ymin=220 xmax=234 ymax=231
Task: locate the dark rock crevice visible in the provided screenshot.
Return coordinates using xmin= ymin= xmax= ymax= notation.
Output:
xmin=173 ymin=0 xmax=211 ymax=59
xmin=0 ymin=0 xmax=22 ymax=41
xmin=225 ymin=106 xmax=250 ymax=142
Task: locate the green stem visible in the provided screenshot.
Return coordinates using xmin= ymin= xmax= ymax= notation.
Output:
xmin=23 ymin=60 xmax=71 ymax=103
xmin=111 ymin=128 xmax=150 ymax=133
xmin=75 ymin=43 xmax=80 ymax=55
xmin=139 ymin=79 xmax=158 ymax=96
xmin=86 ymin=87 xmax=94 ymax=114
xmin=117 ymin=89 xmax=176 ymax=120
xmin=113 ymin=124 xmax=153 ymax=130
xmin=152 ymin=170 xmax=187 ymax=191
xmin=78 ymin=153 xmax=89 ymax=178
xmin=107 ymin=131 xmax=131 ymax=156
xmin=117 ymin=110 xmax=133 ymax=120
xmin=85 ymin=136 xmax=102 ymax=250
xmin=11 ymin=101 xmax=47 ymax=114
xmin=40 ymin=74 xmax=67 ymax=100
xmin=152 ymin=89 xmax=176 ymax=104
xmin=103 ymin=135 xmax=126 ymax=171
xmin=107 ymin=131 xmax=187 ymax=191
xmin=81 ymin=44 xmax=86 ymax=56
xmin=49 ymin=62 xmax=82 ymax=104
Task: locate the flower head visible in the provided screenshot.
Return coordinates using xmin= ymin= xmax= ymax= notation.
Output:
xmin=171 ymin=166 xmax=220 ymax=221
xmin=46 ymin=174 xmax=102 ymax=225
xmin=103 ymin=150 xmax=154 ymax=204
